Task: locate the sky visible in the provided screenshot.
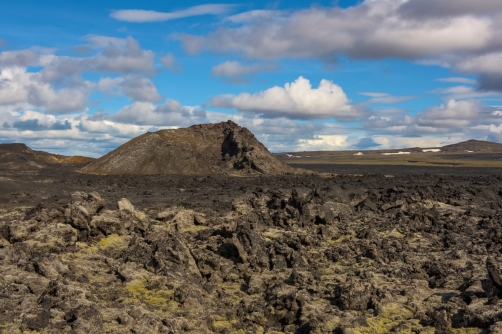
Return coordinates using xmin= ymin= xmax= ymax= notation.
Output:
xmin=1 ymin=0 xmax=502 ymax=157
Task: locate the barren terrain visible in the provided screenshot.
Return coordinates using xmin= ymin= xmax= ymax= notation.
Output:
xmin=1 ymin=163 xmax=502 ymax=333
xmin=276 ymin=140 xmax=502 ymax=168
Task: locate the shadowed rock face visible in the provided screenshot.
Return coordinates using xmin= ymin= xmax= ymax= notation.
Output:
xmin=80 ymin=120 xmax=296 ymax=175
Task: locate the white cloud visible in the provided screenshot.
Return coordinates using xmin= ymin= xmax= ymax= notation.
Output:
xmin=111 ymin=4 xmax=237 ymax=23
xmin=358 ymin=92 xmax=417 ymax=105
xmin=211 ymin=61 xmax=276 ymax=78
xmin=121 ymin=75 xmax=163 ymax=102
xmin=416 ymin=100 xmax=487 ymax=128
xmin=111 ymin=101 xmax=207 ymax=126
xmin=89 ymin=36 xmax=156 ymax=75
xmin=225 ymin=10 xmax=286 ymax=23
xmin=362 ymin=99 xmax=502 ymax=138
xmin=39 ymin=36 xmax=156 ymax=82
xmin=98 ymin=75 xmax=163 ymax=102
xmin=85 ymin=35 xmax=128 ymax=48
xmin=363 ymin=115 xmax=414 ymax=130
xmin=97 ymin=77 xmax=123 ymax=95
xmin=160 ymin=53 xmax=183 ymax=72
xmin=0 ymin=67 xmax=92 ymax=113
xmin=430 ymin=85 xmax=500 ymax=100
xmin=453 ymin=52 xmax=502 ymax=75
xmin=398 ymin=0 xmax=502 ymax=18
xmin=0 ymin=50 xmax=39 ymax=68
xmin=359 ymin=92 xmax=389 ymax=98
xmin=181 ymin=1 xmax=500 ymax=61
xmin=28 ymin=81 xmax=93 ymax=113
xmin=179 ymin=0 xmax=502 ymax=93
xmin=297 ymin=135 xmax=349 ymax=151
xmin=210 ymin=76 xmax=360 ymax=120
xmin=435 ymin=77 xmax=477 ymax=85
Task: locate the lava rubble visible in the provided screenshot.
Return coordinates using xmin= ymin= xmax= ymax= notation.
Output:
xmin=1 ymin=174 xmax=502 ymax=333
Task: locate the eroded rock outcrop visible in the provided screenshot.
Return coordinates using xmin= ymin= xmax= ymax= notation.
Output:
xmin=80 ymin=121 xmax=296 ymax=175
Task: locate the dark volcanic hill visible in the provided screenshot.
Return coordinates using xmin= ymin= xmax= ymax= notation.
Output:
xmin=0 ymin=143 xmax=94 ymax=170
xmin=80 ymin=121 xmax=296 ymax=175
xmin=441 ymin=139 xmax=502 ymax=152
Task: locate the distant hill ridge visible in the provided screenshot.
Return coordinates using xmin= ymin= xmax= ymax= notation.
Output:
xmin=440 ymin=139 xmax=502 ymax=153
xmin=79 ymin=120 xmax=296 ymax=175
xmin=0 ymin=143 xmax=94 ymax=170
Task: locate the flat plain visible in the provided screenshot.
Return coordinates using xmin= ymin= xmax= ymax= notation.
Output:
xmin=276 ymin=151 xmax=502 ymax=168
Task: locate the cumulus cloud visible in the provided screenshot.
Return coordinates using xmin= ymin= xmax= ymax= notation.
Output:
xmin=161 ymin=53 xmax=183 ymax=72
xmin=120 ymin=76 xmax=162 ymax=102
xmin=180 ymin=1 xmax=501 ymax=62
xmin=112 ymin=101 xmax=207 ymax=126
xmin=210 ymin=76 xmax=360 ymax=120
xmin=362 ymin=99 xmax=502 ymax=140
xmin=98 ymin=75 xmax=163 ymax=102
xmin=180 ymin=0 xmax=502 ymax=96
xmin=27 ymin=81 xmax=93 ymax=113
xmin=415 ymin=100 xmax=491 ymax=129
xmin=0 ymin=67 xmax=92 ymax=113
xmin=2 ymin=102 xmax=501 ymax=158
xmin=0 ymin=107 xmax=349 ymax=156
xmin=0 ymin=36 xmax=162 ymax=116
xmin=111 ymin=4 xmax=237 ymax=22
xmin=398 ymin=0 xmax=502 ymax=18
xmin=454 ymin=52 xmax=502 ymax=75
xmin=12 ymin=118 xmax=71 ymax=131
xmin=0 ymin=50 xmax=39 ymax=68
xmin=211 ymin=61 xmax=276 ymax=81
xmin=39 ymin=36 xmax=156 ymax=83
xmin=363 ymin=115 xmax=414 ymax=130
xmin=296 ymin=135 xmax=349 ymax=151
xmin=3 ymin=110 xmax=72 ymax=131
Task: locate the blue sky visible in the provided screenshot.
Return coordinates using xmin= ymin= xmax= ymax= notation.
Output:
xmin=1 ymin=0 xmax=502 ymax=156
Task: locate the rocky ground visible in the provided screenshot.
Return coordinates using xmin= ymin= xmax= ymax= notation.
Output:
xmin=1 ymin=166 xmax=502 ymax=333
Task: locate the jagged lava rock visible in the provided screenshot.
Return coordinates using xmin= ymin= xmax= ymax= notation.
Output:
xmin=80 ymin=120 xmax=296 ymax=175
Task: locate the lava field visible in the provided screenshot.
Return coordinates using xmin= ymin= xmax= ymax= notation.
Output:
xmin=1 ymin=166 xmax=502 ymax=333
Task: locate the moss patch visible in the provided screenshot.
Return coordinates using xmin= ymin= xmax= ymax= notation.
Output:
xmin=124 ymin=279 xmax=178 ymax=312
xmin=98 ymin=234 xmax=128 ymax=251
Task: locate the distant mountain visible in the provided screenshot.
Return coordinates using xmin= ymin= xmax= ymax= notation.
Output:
xmin=440 ymin=139 xmax=502 ymax=153
xmin=0 ymin=143 xmax=94 ymax=170
xmin=80 ymin=121 xmax=296 ymax=175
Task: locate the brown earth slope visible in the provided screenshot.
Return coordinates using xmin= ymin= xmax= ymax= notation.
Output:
xmin=0 ymin=143 xmax=94 ymax=170
xmin=80 ymin=120 xmax=296 ymax=175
